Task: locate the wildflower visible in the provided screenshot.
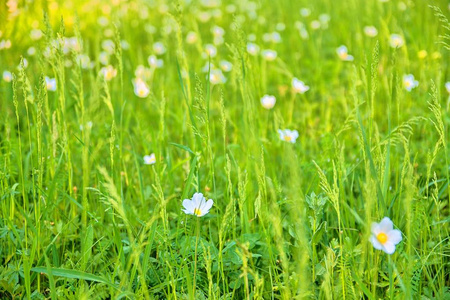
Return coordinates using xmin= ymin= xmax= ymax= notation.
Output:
xmin=77 ymin=54 xmax=94 ymax=69
xmin=3 ymin=71 xmax=12 ymax=82
xmin=182 ymin=192 xmax=214 ymax=217
xmin=445 ymin=82 xmax=450 ymax=94
xmin=209 ymin=69 xmax=226 ymax=85
xmin=102 ymin=39 xmax=115 ymax=54
xmin=0 ymin=39 xmax=12 ymax=50
xmin=261 ymin=95 xmax=276 ymax=109
xmin=300 ymin=8 xmax=311 ymax=17
xmin=144 ymin=153 xmax=156 ymax=165
xmin=336 ymin=45 xmax=354 ymax=61
xmin=133 ymin=78 xmax=150 ymax=98
xmin=261 ymin=49 xmax=277 ymax=61
xmin=186 ymin=31 xmax=198 ymax=44
xmin=211 ymin=25 xmax=225 ymax=37
xmin=389 ymin=34 xmax=404 ymax=48
xmin=278 ymin=129 xmax=299 ymax=143
xmin=247 ymin=43 xmax=260 ymax=56
xmin=100 ymin=65 xmax=117 ymax=81
xmin=45 ymin=77 xmax=57 ymax=91
xmin=148 ymin=55 xmax=164 ymax=68
xmin=204 ymin=44 xmax=217 ymax=57
xmin=220 ymin=60 xmax=232 ymax=72
xmin=27 ymin=47 xmax=36 ymax=56
xmin=30 ymin=29 xmax=43 ymax=40
xmin=310 ymin=20 xmax=321 ymax=30
xmin=369 ymin=217 xmax=402 ymax=254
xmin=292 ymin=78 xmax=310 ymax=94
xmin=153 ymin=42 xmax=166 ymax=55
xmin=364 ymin=26 xmax=378 ymax=37
xmin=403 ymin=74 xmax=418 ymax=92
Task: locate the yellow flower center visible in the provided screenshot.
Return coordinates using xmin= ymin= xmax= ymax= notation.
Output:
xmin=193 ymin=208 xmax=202 ymax=216
xmin=284 ymin=136 xmax=292 ymax=142
xmin=377 ymin=232 xmax=388 ymax=244
xmin=138 ymin=89 xmax=146 ymax=96
xmin=405 ymin=81 xmax=411 ymax=87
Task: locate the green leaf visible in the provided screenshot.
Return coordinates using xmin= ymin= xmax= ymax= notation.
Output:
xmin=31 ymin=267 xmax=117 ymax=289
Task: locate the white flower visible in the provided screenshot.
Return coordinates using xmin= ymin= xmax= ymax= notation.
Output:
xmin=300 ymin=8 xmax=311 ymax=17
xmin=148 ymin=55 xmax=164 ymax=68
xmin=133 ymin=78 xmax=150 ymax=98
xmin=278 ymin=129 xmax=299 ymax=143
xmin=389 ymin=34 xmax=404 ymax=48
xmin=220 ymin=60 xmax=232 ymax=72
xmin=30 ymin=29 xmax=43 ymax=40
xmin=102 ymin=39 xmax=115 ymax=54
xmin=186 ymin=31 xmax=198 ymax=44
xmin=45 ymin=77 xmax=57 ymax=91
xmin=292 ymin=78 xmax=310 ymax=94
xmin=27 ymin=47 xmax=36 ymax=56
xmin=100 ymin=65 xmax=117 ymax=81
xmin=0 ymin=39 xmax=12 ymax=50
xmin=369 ymin=217 xmax=402 ymax=254
xmin=364 ymin=26 xmax=378 ymax=37
xmin=144 ymin=153 xmax=156 ymax=165
xmin=403 ymin=74 xmax=418 ymax=92
xmin=247 ymin=43 xmax=260 ymax=56
xmin=261 ymin=49 xmax=277 ymax=61
xmin=77 ymin=54 xmax=93 ymax=69
xmin=310 ymin=20 xmax=321 ymax=30
xmin=153 ymin=42 xmax=166 ymax=55
xmin=182 ymin=192 xmax=214 ymax=217
xmin=261 ymin=95 xmax=276 ymax=109
xmin=445 ymin=82 xmax=450 ymax=94
xmin=336 ymin=45 xmax=354 ymax=61
xmin=204 ymin=44 xmax=217 ymax=57
xmin=3 ymin=71 xmax=12 ymax=82
xmin=211 ymin=26 xmax=225 ymax=37
xmin=209 ymin=69 xmax=226 ymax=85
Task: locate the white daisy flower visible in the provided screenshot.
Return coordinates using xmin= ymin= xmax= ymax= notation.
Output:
xmin=278 ymin=129 xmax=299 ymax=143
xmin=261 ymin=95 xmax=276 ymax=109
xmin=364 ymin=26 xmax=378 ymax=37
xmin=403 ymin=74 xmax=418 ymax=92
xmin=3 ymin=71 xmax=12 ymax=82
xmin=186 ymin=31 xmax=198 ymax=44
xmin=209 ymin=69 xmax=226 ymax=85
xmin=261 ymin=49 xmax=277 ymax=61
xmin=389 ymin=34 xmax=404 ymax=48
xmin=133 ymin=78 xmax=150 ymax=98
xmin=247 ymin=43 xmax=260 ymax=56
xmin=45 ymin=77 xmax=57 ymax=91
xmin=300 ymin=8 xmax=311 ymax=17
xmin=292 ymin=78 xmax=310 ymax=94
xmin=182 ymin=192 xmax=214 ymax=217
xmin=220 ymin=60 xmax=232 ymax=72
xmin=153 ymin=42 xmax=166 ymax=55
xmin=148 ymin=55 xmax=164 ymax=68
xmin=144 ymin=153 xmax=156 ymax=165
xmin=204 ymin=44 xmax=217 ymax=57
xmin=100 ymin=65 xmax=117 ymax=81
xmin=369 ymin=217 xmax=402 ymax=254
xmin=99 ymin=51 xmax=109 ymax=65
xmin=336 ymin=45 xmax=354 ymax=61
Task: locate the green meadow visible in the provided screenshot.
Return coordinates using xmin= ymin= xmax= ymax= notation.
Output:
xmin=1 ymin=0 xmax=450 ymax=298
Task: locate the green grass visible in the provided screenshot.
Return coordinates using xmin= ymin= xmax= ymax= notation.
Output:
xmin=1 ymin=0 xmax=450 ymax=299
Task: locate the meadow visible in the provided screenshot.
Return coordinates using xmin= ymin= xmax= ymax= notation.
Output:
xmin=1 ymin=0 xmax=450 ymax=299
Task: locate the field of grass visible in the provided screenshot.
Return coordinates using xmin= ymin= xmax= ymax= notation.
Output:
xmin=1 ymin=0 xmax=450 ymax=299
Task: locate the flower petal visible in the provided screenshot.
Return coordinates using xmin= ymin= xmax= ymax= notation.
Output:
xmin=371 ymin=222 xmax=381 ymax=235
xmin=370 ymin=235 xmax=383 ymax=250
xmin=388 ymin=229 xmax=402 ymax=245
xmin=192 ymin=193 xmax=204 ymax=208
xmin=199 ymin=199 xmax=214 ymax=216
xmin=382 ymin=242 xmax=396 ymax=254
xmin=182 ymin=199 xmax=195 ymax=214
xmin=378 ymin=217 xmax=393 ymax=232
